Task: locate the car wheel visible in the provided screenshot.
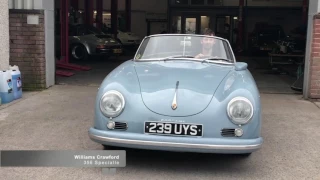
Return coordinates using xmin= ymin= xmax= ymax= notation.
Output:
xmin=71 ymin=44 xmax=88 ymax=61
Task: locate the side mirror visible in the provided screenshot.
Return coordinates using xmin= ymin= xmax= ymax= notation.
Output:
xmin=235 ymin=62 xmax=248 ymax=71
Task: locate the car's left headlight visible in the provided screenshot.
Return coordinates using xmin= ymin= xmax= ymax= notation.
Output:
xmin=100 ymin=90 xmax=125 ymax=118
xmin=227 ymin=97 xmax=253 ymax=125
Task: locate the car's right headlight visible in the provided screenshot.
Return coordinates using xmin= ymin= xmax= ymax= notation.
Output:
xmin=227 ymin=97 xmax=253 ymax=125
xmin=100 ymin=90 xmax=125 ymax=118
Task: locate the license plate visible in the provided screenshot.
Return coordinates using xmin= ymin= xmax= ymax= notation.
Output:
xmin=144 ymin=121 xmax=203 ymax=137
xmin=113 ymin=49 xmax=122 ymax=53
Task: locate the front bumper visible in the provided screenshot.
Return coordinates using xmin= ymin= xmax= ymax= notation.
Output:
xmin=89 ymin=127 xmax=263 ymax=154
xmin=96 ymin=48 xmax=123 ymax=55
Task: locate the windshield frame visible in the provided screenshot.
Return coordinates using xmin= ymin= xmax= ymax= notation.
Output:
xmin=133 ymin=34 xmax=236 ymax=64
xmin=73 ymin=24 xmax=105 ymax=36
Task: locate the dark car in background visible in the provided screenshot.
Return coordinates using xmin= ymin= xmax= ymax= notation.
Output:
xmin=55 ymin=24 xmax=123 ymax=61
xmin=249 ymin=23 xmax=286 ymax=55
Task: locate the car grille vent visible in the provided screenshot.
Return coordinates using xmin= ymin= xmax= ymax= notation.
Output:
xmin=114 ymin=122 xmax=128 ymax=130
xmin=221 ymin=128 xmax=235 ymax=137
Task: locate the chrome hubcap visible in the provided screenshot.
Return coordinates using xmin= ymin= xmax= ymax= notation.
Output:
xmin=72 ymin=46 xmax=84 ymax=59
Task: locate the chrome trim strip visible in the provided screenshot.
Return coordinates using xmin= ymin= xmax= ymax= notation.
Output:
xmin=146 ymin=34 xmax=227 ymax=41
xmin=171 ymin=81 xmax=179 ymax=110
xmin=89 ymin=133 xmax=262 ymax=151
xmin=135 ymin=58 xmax=234 ymax=65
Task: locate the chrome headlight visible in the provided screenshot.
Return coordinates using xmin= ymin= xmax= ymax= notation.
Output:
xmin=100 ymin=90 xmax=125 ymax=118
xmin=227 ymin=97 xmax=253 ymax=125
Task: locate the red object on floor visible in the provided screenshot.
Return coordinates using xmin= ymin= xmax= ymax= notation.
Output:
xmin=56 ymin=61 xmax=92 ymax=71
xmin=56 ymin=70 xmax=74 ymax=77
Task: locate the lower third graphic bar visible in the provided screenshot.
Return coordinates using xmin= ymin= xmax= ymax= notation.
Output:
xmin=0 ymin=150 xmax=126 ymax=168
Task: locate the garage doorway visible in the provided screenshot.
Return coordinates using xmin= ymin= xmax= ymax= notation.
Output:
xmin=215 ymin=15 xmax=238 ymax=49
xmin=169 ymin=6 xmax=306 ymax=94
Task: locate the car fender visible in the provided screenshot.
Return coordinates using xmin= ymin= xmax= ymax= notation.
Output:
xmin=213 ymin=67 xmax=261 ymax=134
xmin=69 ymin=36 xmax=93 ymax=54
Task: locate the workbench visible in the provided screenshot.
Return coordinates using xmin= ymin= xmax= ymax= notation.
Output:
xmin=268 ymin=53 xmax=305 ymax=79
xmin=268 ymin=53 xmax=305 ymax=66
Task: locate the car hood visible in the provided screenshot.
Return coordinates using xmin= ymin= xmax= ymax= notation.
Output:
xmin=134 ymin=61 xmax=232 ymax=117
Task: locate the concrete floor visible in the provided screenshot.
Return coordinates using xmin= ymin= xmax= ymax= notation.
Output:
xmin=56 ymin=55 xmax=301 ymax=94
xmin=56 ymin=56 xmax=128 ymax=87
xmin=0 ymin=85 xmax=319 ymax=180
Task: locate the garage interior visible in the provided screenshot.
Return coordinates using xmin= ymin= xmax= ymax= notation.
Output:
xmin=55 ymin=0 xmax=308 ymax=94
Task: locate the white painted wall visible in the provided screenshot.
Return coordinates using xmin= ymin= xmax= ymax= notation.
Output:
xmin=308 ymin=0 xmax=320 ymax=13
xmin=33 ymin=0 xmax=56 ymax=87
xmin=1 ymin=0 xmax=9 ymax=70
xmin=44 ymin=0 xmax=55 ymax=88
xmin=9 ymin=0 xmax=54 ymax=10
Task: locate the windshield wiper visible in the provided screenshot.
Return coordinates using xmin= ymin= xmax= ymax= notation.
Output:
xmin=162 ymin=55 xmax=195 ymax=61
xmin=201 ymin=59 xmax=210 ymax=64
xmin=204 ymin=57 xmax=232 ymax=63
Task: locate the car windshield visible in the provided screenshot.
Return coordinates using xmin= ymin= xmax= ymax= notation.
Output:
xmin=77 ymin=25 xmax=104 ymax=35
xmin=134 ymin=34 xmax=234 ymax=63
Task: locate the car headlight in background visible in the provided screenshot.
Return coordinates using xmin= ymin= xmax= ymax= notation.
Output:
xmin=100 ymin=90 xmax=125 ymax=118
xmin=227 ymin=97 xmax=253 ymax=125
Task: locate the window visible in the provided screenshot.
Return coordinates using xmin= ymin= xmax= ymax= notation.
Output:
xmin=191 ymin=0 xmax=204 ymax=5
xmin=200 ymin=16 xmax=210 ymax=34
xmin=185 ymin=18 xmax=197 ymax=34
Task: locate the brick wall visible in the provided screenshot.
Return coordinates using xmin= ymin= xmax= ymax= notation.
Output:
xmin=9 ymin=10 xmax=46 ymax=91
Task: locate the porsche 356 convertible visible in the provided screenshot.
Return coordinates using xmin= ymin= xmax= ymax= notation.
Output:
xmin=88 ymin=34 xmax=263 ymax=156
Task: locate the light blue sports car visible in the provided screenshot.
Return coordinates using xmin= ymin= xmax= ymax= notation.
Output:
xmin=88 ymin=34 xmax=263 ymax=156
